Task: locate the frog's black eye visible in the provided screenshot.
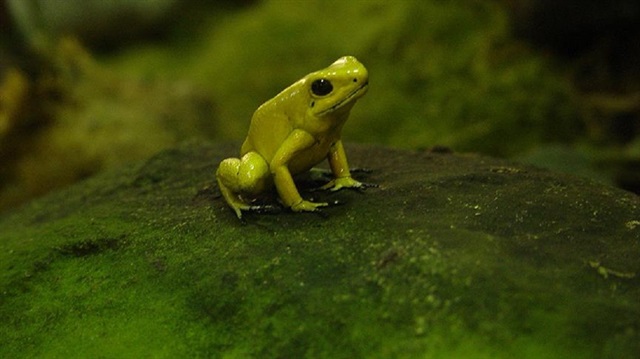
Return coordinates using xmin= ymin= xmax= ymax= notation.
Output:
xmin=311 ymin=79 xmax=333 ymax=96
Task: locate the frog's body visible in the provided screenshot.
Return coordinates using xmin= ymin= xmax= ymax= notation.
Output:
xmin=216 ymin=56 xmax=369 ymax=218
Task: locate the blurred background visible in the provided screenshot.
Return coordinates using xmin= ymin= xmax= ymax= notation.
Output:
xmin=1 ymin=0 xmax=639 ymax=213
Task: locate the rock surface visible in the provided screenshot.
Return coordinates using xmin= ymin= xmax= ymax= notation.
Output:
xmin=1 ymin=142 xmax=639 ymax=358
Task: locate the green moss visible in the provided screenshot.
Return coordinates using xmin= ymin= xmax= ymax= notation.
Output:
xmin=1 ymin=142 xmax=638 ymax=358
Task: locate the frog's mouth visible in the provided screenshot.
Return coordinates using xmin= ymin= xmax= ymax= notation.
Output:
xmin=317 ymin=81 xmax=369 ymax=116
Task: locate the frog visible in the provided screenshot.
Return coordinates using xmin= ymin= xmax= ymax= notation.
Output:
xmin=216 ymin=56 xmax=370 ymax=218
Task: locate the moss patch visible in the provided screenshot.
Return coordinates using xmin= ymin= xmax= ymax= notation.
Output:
xmin=1 ymin=142 xmax=639 ymax=358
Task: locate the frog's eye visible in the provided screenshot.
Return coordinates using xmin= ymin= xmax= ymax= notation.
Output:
xmin=311 ymin=79 xmax=333 ymax=96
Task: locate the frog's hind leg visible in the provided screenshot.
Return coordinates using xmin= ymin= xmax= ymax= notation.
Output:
xmin=216 ymin=152 xmax=271 ymax=218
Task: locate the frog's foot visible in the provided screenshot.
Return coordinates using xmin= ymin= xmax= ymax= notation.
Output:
xmin=320 ymin=176 xmax=378 ymax=192
xmin=217 ymin=185 xmax=248 ymax=219
xmin=222 ymin=196 xmax=282 ymax=219
xmin=290 ymin=199 xmax=329 ymax=213
xmin=215 ymin=177 xmax=259 ymax=219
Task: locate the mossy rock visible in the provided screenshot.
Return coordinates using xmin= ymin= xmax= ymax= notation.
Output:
xmin=1 ymin=142 xmax=638 ymax=358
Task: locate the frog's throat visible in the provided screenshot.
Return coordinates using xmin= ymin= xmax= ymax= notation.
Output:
xmin=316 ymin=81 xmax=369 ymax=116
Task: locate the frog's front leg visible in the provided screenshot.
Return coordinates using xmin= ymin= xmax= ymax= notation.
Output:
xmin=216 ymin=151 xmax=271 ymax=218
xmin=271 ymin=130 xmax=328 ymax=213
xmin=321 ymin=140 xmax=369 ymax=191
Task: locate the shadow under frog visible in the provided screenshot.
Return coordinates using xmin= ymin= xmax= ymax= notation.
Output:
xmin=216 ymin=56 xmax=371 ymax=218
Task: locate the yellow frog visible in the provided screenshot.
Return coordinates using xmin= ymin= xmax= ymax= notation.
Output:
xmin=216 ymin=56 xmax=369 ymax=218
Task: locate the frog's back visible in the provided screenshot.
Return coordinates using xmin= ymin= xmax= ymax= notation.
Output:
xmin=241 ymin=81 xmax=307 ymax=161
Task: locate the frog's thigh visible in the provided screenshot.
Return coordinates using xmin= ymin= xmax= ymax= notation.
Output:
xmin=237 ymin=152 xmax=270 ymax=194
xmin=217 ymin=157 xmax=242 ymax=193
xmin=217 ymin=152 xmax=270 ymax=194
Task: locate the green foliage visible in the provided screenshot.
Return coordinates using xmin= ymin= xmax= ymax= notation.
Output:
xmin=172 ymin=0 xmax=581 ymax=156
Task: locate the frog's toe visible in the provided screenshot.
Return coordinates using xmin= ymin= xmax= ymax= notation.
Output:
xmin=232 ymin=207 xmax=244 ymax=219
xmin=229 ymin=203 xmax=282 ymax=219
xmin=229 ymin=203 xmax=252 ymax=219
xmin=320 ymin=177 xmax=374 ymax=192
xmin=291 ymin=200 xmax=328 ymax=213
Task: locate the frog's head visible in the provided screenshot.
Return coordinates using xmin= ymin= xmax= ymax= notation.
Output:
xmin=305 ymin=56 xmax=369 ymax=117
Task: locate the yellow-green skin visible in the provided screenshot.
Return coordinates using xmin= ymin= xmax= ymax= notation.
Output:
xmin=216 ymin=56 xmax=369 ymax=218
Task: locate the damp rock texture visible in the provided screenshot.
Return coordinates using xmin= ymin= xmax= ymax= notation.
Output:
xmin=1 ymin=142 xmax=638 ymax=358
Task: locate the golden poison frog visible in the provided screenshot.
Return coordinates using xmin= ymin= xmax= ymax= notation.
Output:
xmin=216 ymin=56 xmax=370 ymax=218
